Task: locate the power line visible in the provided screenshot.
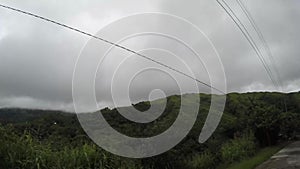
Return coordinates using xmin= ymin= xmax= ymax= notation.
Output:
xmin=216 ymin=0 xmax=279 ymax=88
xmin=217 ymin=0 xmax=278 ymax=87
xmin=236 ymin=0 xmax=283 ymax=90
xmin=235 ymin=0 xmax=287 ymax=112
xmin=0 ymin=4 xmax=226 ymax=94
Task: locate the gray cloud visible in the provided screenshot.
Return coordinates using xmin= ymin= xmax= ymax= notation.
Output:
xmin=0 ymin=0 xmax=299 ymax=111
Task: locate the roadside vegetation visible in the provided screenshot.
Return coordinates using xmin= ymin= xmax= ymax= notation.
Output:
xmin=222 ymin=145 xmax=283 ymax=169
xmin=0 ymin=92 xmax=299 ymax=169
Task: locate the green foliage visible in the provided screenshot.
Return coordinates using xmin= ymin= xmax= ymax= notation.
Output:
xmin=0 ymin=92 xmax=299 ymax=168
xmin=224 ymin=146 xmax=283 ymax=169
xmin=0 ymin=125 xmax=140 ymax=169
xmin=221 ymin=133 xmax=256 ymax=163
xmin=279 ymin=111 xmax=300 ymax=139
xmin=185 ymin=151 xmax=216 ymax=169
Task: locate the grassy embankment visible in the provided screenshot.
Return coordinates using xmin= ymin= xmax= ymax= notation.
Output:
xmin=223 ymin=145 xmax=284 ymax=169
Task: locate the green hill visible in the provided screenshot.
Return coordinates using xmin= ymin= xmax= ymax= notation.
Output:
xmin=0 ymin=92 xmax=299 ymax=169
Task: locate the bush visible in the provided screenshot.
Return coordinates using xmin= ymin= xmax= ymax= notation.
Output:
xmin=0 ymin=125 xmax=140 ymax=169
xmin=221 ymin=133 xmax=256 ymax=163
xmin=185 ymin=151 xmax=216 ymax=169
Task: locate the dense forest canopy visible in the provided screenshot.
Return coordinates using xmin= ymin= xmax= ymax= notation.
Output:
xmin=0 ymin=92 xmax=299 ymax=169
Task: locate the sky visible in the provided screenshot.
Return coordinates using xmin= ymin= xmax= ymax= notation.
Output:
xmin=0 ymin=0 xmax=299 ymax=111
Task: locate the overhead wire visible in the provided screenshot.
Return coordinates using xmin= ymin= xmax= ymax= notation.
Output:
xmin=236 ymin=0 xmax=283 ymax=90
xmin=0 ymin=4 xmax=226 ymax=95
xmin=236 ymin=0 xmax=287 ymax=111
xmin=216 ymin=0 xmax=279 ymax=88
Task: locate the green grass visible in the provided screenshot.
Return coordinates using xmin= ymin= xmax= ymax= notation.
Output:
xmin=224 ymin=145 xmax=283 ymax=169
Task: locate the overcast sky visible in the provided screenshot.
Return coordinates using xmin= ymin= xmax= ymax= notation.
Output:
xmin=0 ymin=0 xmax=299 ymax=111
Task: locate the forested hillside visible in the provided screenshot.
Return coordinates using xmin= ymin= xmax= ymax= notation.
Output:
xmin=0 ymin=92 xmax=299 ymax=169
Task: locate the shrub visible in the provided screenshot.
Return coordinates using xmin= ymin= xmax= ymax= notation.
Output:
xmin=0 ymin=125 xmax=141 ymax=169
xmin=185 ymin=151 xmax=216 ymax=169
xmin=221 ymin=133 xmax=256 ymax=163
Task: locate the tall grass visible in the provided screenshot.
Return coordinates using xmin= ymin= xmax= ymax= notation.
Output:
xmin=225 ymin=146 xmax=282 ymax=169
xmin=220 ymin=133 xmax=256 ymax=163
xmin=184 ymin=151 xmax=216 ymax=169
xmin=0 ymin=125 xmax=141 ymax=169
